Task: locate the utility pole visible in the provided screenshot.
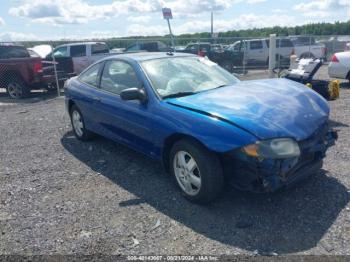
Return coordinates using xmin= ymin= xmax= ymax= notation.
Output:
xmin=268 ymin=34 xmax=277 ymax=78
xmin=211 ymin=12 xmax=214 ymax=37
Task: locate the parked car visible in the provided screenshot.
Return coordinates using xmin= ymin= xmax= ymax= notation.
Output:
xmin=228 ymin=38 xmax=294 ymax=67
xmin=29 ymin=44 xmax=75 ymax=90
xmin=0 ymin=44 xmax=44 ymax=98
xmin=319 ymin=36 xmax=350 ymax=58
xmin=328 ymin=52 xmax=350 ymax=80
xmin=46 ymin=42 xmax=111 ymax=75
xmin=174 ymin=45 xmax=186 ymax=51
xmin=65 ymin=52 xmax=337 ymax=204
xmin=179 ymin=42 xmax=244 ymax=72
xmin=125 ymin=41 xmax=170 ymax=53
xmin=289 ymin=36 xmax=326 ymax=59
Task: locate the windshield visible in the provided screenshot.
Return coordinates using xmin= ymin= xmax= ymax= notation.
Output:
xmin=141 ymin=57 xmax=239 ymax=98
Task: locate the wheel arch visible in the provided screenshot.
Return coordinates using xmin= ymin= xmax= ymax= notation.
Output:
xmin=162 ymin=133 xmax=213 ymax=172
xmin=346 ymin=71 xmax=350 ymax=80
xmin=67 ymin=99 xmax=76 ymax=113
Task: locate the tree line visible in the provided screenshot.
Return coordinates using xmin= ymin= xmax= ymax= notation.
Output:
xmin=16 ymin=20 xmax=350 ymax=49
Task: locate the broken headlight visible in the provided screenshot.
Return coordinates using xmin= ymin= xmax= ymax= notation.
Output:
xmin=243 ymin=138 xmax=300 ymax=159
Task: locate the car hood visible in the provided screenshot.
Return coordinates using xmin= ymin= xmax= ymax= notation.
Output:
xmin=166 ymin=79 xmax=329 ymax=141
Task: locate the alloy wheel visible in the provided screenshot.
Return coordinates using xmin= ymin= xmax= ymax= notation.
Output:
xmin=173 ymin=151 xmax=202 ymax=196
xmin=7 ymin=82 xmax=23 ymax=99
xmin=72 ymin=110 xmax=84 ymax=137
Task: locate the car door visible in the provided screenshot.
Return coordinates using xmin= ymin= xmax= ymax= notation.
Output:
xmin=93 ymin=59 xmax=156 ymax=155
xmin=247 ymin=40 xmax=266 ymax=64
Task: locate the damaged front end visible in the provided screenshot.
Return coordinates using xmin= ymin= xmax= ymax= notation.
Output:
xmin=222 ymin=123 xmax=338 ymax=193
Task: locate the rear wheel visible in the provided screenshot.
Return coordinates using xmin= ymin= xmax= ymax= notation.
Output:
xmin=69 ymin=105 xmax=94 ymax=141
xmin=169 ymin=139 xmax=224 ymax=204
xmin=6 ymin=76 xmax=30 ymax=99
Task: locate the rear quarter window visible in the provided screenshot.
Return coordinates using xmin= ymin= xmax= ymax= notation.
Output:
xmin=92 ymin=44 xmax=109 ymax=55
xmin=79 ymin=63 xmax=101 ymax=87
xmin=0 ymin=46 xmax=30 ymax=59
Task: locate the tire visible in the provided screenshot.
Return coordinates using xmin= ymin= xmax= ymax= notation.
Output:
xmin=169 ymin=139 xmax=224 ymax=204
xmin=69 ymin=105 xmax=94 ymax=141
xmin=6 ymin=76 xmax=30 ymax=99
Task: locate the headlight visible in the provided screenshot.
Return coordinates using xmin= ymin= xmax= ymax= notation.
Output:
xmin=243 ymin=138 xmax=300 ymax=159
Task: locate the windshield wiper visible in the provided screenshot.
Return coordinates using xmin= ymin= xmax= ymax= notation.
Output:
xmin=162 ymin=91 xmax=197 ymax=99
xmin=213 ymin=84 xmax=229 ymax=90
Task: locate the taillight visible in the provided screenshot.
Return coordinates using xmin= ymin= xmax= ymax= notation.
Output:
xmin=331 ymin=54 xmax=339 ymax=63
xmin=322 ymin=47 xmax=326 ymax=55
xmin=34 ymin=62 xmax=43 ymax=74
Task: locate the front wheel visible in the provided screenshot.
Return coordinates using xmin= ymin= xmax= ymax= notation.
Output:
xmin=69 ymin=105 xmax=94 ymax=141
xmin=170 ymin=139 xmax=224 ymax=204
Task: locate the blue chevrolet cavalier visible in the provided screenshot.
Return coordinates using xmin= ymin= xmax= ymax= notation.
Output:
xmin=65 ymin=52 xmax=337 ymax=204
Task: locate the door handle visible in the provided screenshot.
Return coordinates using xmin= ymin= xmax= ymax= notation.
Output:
xmin=92 ymin=96 xmax=101 ymax=103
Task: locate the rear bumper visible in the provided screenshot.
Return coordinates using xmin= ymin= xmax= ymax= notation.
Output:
xmin=328 ymin=63 xmax=348 ymax=79
xmin=223 ymin=126 xmax=338 ymax=193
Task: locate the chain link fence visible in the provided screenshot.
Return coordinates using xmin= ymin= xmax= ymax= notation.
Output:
xmin=0 ymin=35 xmax=349 ymax=99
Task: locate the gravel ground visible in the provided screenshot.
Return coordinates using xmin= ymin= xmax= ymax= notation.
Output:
xmin=1 ymin=67 xmax=350 ymax=256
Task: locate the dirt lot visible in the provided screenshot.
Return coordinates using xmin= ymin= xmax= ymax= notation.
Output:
xmin=1 ymin=67 xmax=350 ymax=256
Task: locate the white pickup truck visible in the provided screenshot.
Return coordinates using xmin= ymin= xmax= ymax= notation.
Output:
xmin=289 ymin=36 xmax=326 ymax=60
xmin=48 ymin=42 xmax=112 ymax=74
xmin=229 ymin=38 xmax=294 ymax=67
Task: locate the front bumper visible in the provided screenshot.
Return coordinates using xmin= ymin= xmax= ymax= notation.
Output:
xmin=223 ymin=125 xmax=338 ymax=193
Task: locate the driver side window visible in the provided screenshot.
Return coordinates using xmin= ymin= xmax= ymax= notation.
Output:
xmin=100 ymin=60 xmax=141 ymax=95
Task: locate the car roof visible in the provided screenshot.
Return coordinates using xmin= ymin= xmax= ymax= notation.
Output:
xmin=0 ymin=43 xmax=25 ymax=48
xmin=101 ymin=52 xmax=196 ymax=62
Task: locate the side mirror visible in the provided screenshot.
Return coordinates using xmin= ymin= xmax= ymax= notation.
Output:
xmin=120 ymin=88 xmax=147 ymax=102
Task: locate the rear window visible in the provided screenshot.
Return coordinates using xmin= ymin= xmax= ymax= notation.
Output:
xmin=70 ymin=45 xmax=86 ymax=57
xmin=250 ymin=41 xmax=263 ymax=50
xmin=91 ymin=43 xmax=109 ymax=55
xmin=0 ymin=46 xmax=30 ymax=59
